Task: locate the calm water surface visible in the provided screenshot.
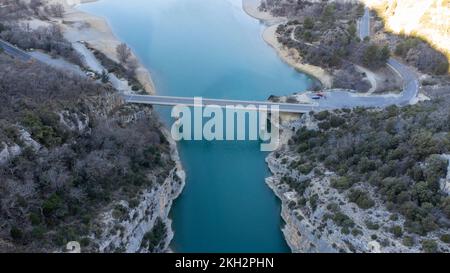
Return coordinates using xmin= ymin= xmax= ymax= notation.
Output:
xmin=80 ymin=0 xmax=313 ymax=253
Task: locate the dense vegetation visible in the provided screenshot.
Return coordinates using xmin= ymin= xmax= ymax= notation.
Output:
xmin=0 ymin=0 xmax=82 ymax=66
xmin=394 ymin=36 xmax=449 ymax=75
xmin=0 ymin=0 xmax=64 ymax=20
xmin=0 ymin=54 xmax=173 ymax=252
xmin=269 ymin=1 xmax=392 ymax=92
xmin=287 ymin=98 xmax=450 ymax=237
xmin=0 ymin=0 xmax=41 ymax=21
xmin=0 ymin=23 xmax=83 ymax=67
xmin=141 ymin=217 xmax=168 ymax=253
xmin=275 ymin=2 xmax=375 ymax=70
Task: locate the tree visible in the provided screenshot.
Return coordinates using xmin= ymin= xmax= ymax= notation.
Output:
xmin=10 ymin=227 xmax=23 ymax=241
xmin=303 ymin=17 xmax=314 ymax=30
xmin=126 ymin=58 xmax=139 ymax=78
xmin=390 ymin=225 xmax=403 ymax=238
xmin=348 ymin=23 xmax=357 ymax=37
xmin=363 ymin=45 xmax=378 ymax=66
xmin=29 ymin=0 xmax=43 ymax=14
xmin=434 ymin=59 xmax=449 ymax=75
xmin=424 ymin=155 xmax=448 ymax=192
xmin=100 ymin=70 xmax=109 ymax=83
xmin=47 ymin=4 xmax=65 ymax=18
xmin=348 ymin=189 xmax=375 ymax=209
xmin=116 ymin=43 xmax=131 ymax=64
xmin=322 ymin=4 xmax=336 ymax=22
xmin=395 ymin=43 xmax=406 ymax=57
xmin=422 ymin=240 xmax=438 ymax=253
xmin=380 ymin=45 xmax=390 ymax=62
xmin=362 ymin=44 xmax=390 ymax=68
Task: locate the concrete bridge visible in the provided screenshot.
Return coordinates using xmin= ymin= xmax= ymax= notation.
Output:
xmin=123 ymin=95 xmax=318 ymax=113
xmin=0 ymin=38 xmax=316 ymax=114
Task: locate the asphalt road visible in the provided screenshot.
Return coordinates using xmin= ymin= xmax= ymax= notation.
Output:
xmin=0 ymin=39 xmax=32 ymax=61
xmin=358 ymin=7 xmax=371 ymax=40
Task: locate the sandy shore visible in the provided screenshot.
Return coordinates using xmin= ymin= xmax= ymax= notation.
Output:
xmin=48 ymin=0 xmax=156 ymax=94
xmin=242 ymin=0 xmax=333 ymax=88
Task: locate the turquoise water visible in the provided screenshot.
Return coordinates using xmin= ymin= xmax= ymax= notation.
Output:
xmin=80 ymin=0 xmax=313 ymax=253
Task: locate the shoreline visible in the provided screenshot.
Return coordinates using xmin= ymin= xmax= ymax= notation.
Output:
xmin=242 ymin=0 xmax=333 ymax=89
xmin=54 ymin=0 xmax=156 ymax=94
xmin=48 ymin=0 xmax=185 ymax=252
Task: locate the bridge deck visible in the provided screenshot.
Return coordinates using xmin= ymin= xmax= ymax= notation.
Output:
xmin=123 ymin=95 xmax=318 ymax=114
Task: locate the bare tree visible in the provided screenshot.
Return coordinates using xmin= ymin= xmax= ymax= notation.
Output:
xmin=126 ymin=57 xmax=139 ymax=77
xmin=116 ymin=43 xmax=131 ymax=64
xmin=46 ymin=3 xmax=64 ymax=18
xmin=29 ymin=0 xmax=43 ymax=14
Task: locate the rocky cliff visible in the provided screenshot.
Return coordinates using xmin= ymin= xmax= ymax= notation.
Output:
xmin=364 ymin=0 xmax=449 ymax=61
xmin=0 ymin=53 xmax=184 ymax=253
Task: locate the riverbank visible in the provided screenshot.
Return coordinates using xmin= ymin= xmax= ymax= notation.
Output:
xmin=92 ymin=126 xmax=186 ymax=253
xmin=43 ymin=0 xmax=185 ymax=252
xmin=242 ymin=0 xmax=333 ymax=88
xmin=266 ymin=101 xmax=450 ymax=253
xmin=49 ymin=0 xmax=156 ymax=94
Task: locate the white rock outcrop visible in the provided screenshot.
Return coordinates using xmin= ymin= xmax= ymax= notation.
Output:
xmin=440 ymin=154 xmax=450 ymax=195
xmin=0 ymin=143 xmax=22 ymax=165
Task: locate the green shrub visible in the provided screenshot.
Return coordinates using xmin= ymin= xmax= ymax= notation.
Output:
xmin=440 ymin=234 xmax=450 ymax=244
xmin=314 ymin=111 xmax=330 ymax=121
xmin=331 ymin=177 xmax=352 ymax=190
xmin=365 ymin=220 xmax=380 ymax=230
xmin=29 ymin=212 xmax=41 ymax=226
xmin=318 ymin=121 xmax=331 ymax=130
xmin=21 ymin=111 xmax=63 ymax=147
xmin=10 ymin=227 xmax=23 ymax=241
xmin=298 ymin=163 xmax=314 ymax=174
xmin=327 ymin=211 xmax=355 ymax=230
xmin=309 ymin=194 xmax=319 ymax=211
xmin=42 ymin=193 xmax=63 ymax=217
xmin=348 ymin=189 xmax=375 ymax=209
xmin=402 ymin=236 xmax=415 ymax=247
xmin=390 ymin=225 xmax=403 ymax=238
xmin=363 ymin=44 xmax=390 ymax=68
xmin=141 ymin=218 xmax=167 ymax=253
xmin=32 ymin=226 xmax=46 ymax=240
xmin=303 ymin=17 xmax=314 ymax=29
xmin=389 ymin=214 xmax=399 ymax=221
xmin=330 ymin=115 xmax=345 ymax=128
xmin=421 ymin=239 xmax=438 ymax=253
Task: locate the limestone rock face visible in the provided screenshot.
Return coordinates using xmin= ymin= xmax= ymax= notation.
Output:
xmin=363 ymin=0 xmax=450 ymax=60
xmin=440 ymin=155 xmax=450 ymax=195
xmin=0 ymin=143 xmax=21 ymax=165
